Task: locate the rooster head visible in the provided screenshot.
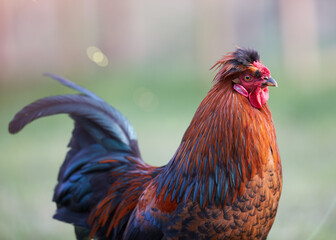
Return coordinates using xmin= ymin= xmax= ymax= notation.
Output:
xmin=212 ymin=48 xmax=278 ymax=109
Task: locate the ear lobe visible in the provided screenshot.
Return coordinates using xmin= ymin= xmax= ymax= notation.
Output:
xmin=233 ymin=84 xmax=248 ymax=97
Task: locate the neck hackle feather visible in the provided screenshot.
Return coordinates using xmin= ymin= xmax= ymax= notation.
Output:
xmin=155 ymin=49 xmax=280 ymax=210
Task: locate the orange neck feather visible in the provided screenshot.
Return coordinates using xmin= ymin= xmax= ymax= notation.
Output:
xmin=156 ymin=80 xmax=280 ymax=209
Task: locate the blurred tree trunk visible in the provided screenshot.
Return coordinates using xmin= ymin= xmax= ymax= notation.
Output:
xmin=0 ymin=0 xmax=12 ymax=79
xmin=194 ymin=0 xmax=235 ymax=74
xmin=279 ymin=0 xmax=320 ymax=85
xmin=96 ymin=0 xmax=135 ymax=67
xmin=55 ymin=1 xmax=94 ymax=71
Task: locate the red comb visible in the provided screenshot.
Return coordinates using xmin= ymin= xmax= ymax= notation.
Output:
xmin=253 ymin=61 xmax=270 ymax=76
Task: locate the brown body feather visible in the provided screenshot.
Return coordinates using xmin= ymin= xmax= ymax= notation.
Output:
xmin=130 ymin=79 xmax=282 ymax=239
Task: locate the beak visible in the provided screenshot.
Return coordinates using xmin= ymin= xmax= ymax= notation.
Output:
xmin=264 ymin=77 xmax=278 ymax=87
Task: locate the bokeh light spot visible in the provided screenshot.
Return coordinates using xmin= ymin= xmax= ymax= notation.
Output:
xmin=92 ymin=52 xmax=104 ymax=63
xmin=86 ymin=46 xmax=109 ymax=67
xmin=133 ymin=87 xmax=159 ymax=112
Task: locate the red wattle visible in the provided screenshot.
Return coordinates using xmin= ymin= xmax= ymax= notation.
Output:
xmin=248 ymin=87 xmax=269 ymax=109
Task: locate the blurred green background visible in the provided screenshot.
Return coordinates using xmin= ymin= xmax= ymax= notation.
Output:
xmin=1 ymin=0 xmax=336 ymax=239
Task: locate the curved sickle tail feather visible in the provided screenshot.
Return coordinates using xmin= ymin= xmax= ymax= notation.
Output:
xmin=9 ymin=94 xmax=138 ymax=155
xmin=8 ymin=74 xmax=139 ymax=156
xmin=8 ymin=75 xmax=148 ymax=238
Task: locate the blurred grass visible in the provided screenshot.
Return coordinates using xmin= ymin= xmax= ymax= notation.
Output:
xmin=1 ymin=69 xmax=336 ymax=239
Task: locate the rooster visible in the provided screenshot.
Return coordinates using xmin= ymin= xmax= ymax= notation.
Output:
xmin=9 ymin=48 xmax=282 ymax=240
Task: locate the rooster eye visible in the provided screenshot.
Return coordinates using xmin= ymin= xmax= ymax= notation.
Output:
xmin=244 ymin=75 xmax=251 ymax=81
